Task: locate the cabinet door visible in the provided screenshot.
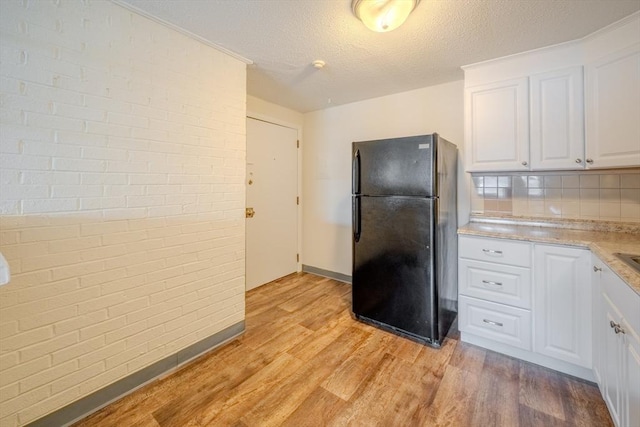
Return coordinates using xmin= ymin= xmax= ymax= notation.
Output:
xmin=534 ymin=245 xmax=591 ymax=367
xmin=465 ymin=78 xmax=530 ymax=171
xmin=622 ymin=321 xmax=640 ymax=427
xmin=585 ymin=43 xmax=640 ymax=168
xmin=592 ymin=255 xmax=604 ymax=385
xmin=602 ymin=292 xmax=624 ymax=427
xmin=530 ymin=66 xmax=585 ymax=170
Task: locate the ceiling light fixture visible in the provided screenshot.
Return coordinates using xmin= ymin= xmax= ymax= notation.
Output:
xmin=352 ymin=0 xmax=420 ymax=33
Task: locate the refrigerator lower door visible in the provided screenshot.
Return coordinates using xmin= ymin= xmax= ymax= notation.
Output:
xmin=352 ymin=196 xmax=436 ymax=343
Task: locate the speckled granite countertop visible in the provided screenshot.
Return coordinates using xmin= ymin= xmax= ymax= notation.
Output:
xmin=458 ymin=215 xmax=640 ymax=295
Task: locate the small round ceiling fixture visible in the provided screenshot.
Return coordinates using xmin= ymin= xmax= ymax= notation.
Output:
xmin=312 ymin=60 xmax=326 ymax=69
xmin=352 ymin=0 xmax=420 ymax=33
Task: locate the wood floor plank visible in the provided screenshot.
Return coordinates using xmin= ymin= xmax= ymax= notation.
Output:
xmin=470 ymin=352 xmax=521 ymax=426
xmin=385 ymin=333 xmax=425 ymax=364
xmin=73 ymin=272 xmax=613 ymax=427
xmin=421 ymin=364 xmax=482 ymax=427
xmin=182 ymin=352 xmax=304 ymax=426
xmin=419 ymin=340 xmax=486 ymax=426
xmin=276 ymin=277 xmax=338 ymax=313
xmin=320 ymin=328 xmax=393 ymax=400
xmin=280 ymin=387 xmax=349 ymax=427
xmin=128 ymin=416 xmax=161 ymax=427
xmin=519 ymin=403 xmax=569 ymax=427
xmin=239 ymin=315 xmax=308 ymax=351
xmin=381 ymin=363 xmax=441 ymax=427
xmin=240 ymin=326 xmax=370 ymax=427
xmin=519 ymin=362 xmax=567 ymax=420
xmin=412 ymin=336 xmax=457 ymax=379
xmin=298 ymin=291 xmax=350 ymax=331
xmin=560 ymin=375 xmax=614 ymax=426
xmin=325 ymin=352 xmax=400 ymax=426
xmin=286 ymin=308 xmax=353 ymax=362
xmin=448 ymin=340 xmax=487 ymax=373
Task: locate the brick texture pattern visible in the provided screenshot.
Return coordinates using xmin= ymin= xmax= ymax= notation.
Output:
xmin=0 ymin=1 xmax=246 ymax=425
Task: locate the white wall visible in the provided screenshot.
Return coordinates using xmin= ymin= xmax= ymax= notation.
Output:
xmin=247 ymin=95 xmax=304 ymax=130
xmin=0 ymin=1 xmax=246 ymax=425
xmin=302 ymin=80 xmax=468 ymax=276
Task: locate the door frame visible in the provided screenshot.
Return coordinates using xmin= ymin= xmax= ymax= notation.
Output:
xmin=246 ymin=112 xmax=302 ymax=274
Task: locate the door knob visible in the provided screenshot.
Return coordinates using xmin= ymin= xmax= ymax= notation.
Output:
xmin=586 ymin=158 xmax=594 ymax=164
xmin=246 ymin=207 xmax=255 ymax=218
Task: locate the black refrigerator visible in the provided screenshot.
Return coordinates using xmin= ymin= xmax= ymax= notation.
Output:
xmin=351 ymin=133 xmax=458 ymax=347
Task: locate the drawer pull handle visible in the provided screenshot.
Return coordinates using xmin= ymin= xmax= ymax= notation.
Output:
xmin=482 ymin=280 xmax=503 ymax=286
xmin=483 ymin=319 xmax=503 ymax=327
xmin=482 ymin=249 xmax=503 ymax=255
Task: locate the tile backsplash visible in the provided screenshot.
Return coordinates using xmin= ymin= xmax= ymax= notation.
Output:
xmin=471 ymin=169 xmax=640 ymax=222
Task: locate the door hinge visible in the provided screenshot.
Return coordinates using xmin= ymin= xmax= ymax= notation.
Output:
xmin=297 ymin=254 xmax=299 ymax=262
xmin=297 ymin=140 xmax=299 ymax=148
xmin=296 ymin=196 xmax=299 ymax=205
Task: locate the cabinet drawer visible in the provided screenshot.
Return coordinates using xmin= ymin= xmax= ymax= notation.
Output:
xmin=459 ymin=235 xmax=532 ymax=267
xmin=459 ymin=295 xmax=532 ymax=350
xmin=459 ymin=259 xmax=532 ymax=309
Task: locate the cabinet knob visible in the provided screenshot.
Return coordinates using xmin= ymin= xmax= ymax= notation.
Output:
xmin=575 ymin=158 xmax=582 ymax=163
xmin=593 ymin=265 xmax=602 ymax=272
xmin=521 ymin=161 xmax=528 ymax=166
xmin=614 ymin=325 xmax=626 ymax=335
xmin=610 ymin=321 xmax=626 ymax=334
xmin=586 ymin=158 xmax=594 ymax=164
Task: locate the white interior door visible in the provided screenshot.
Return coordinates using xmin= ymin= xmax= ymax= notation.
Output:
xmin=246 ymin=117 xmax=298 ymax=291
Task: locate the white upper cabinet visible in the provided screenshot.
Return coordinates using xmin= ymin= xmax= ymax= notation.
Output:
xmin=463 ymin=12 xmax=640 ymax=172
xmin=530 ymin=66 xmax=585 ymax=170
xmin=465 ymin=78 xmax=530 ymax=172
xmin=465 ymin=65 xmax=584 ymax=172
xmin=585 ymin=43 xmax=640 ymax=168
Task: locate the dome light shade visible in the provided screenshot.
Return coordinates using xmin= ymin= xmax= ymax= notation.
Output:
xmin=352 ymin=0 xmax=420 ymax=33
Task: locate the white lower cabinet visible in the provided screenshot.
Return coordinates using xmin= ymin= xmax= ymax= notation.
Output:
xmin=534 ymin=244 xmax=592 ymax=368
xmin=458 ymin=235 xmax=593 ymax=381
xmin=593 ymin=255 xmax=640 ymax=427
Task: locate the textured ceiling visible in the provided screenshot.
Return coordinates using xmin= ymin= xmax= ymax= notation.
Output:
xmin=116 ymin=0 xmax=640 ymax=113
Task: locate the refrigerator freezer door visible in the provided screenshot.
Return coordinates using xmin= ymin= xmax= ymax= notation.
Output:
xmin=352 ymin=196 xmax=436 ymax=342
xmin=353 ymin=135 xmax=435 ymax=197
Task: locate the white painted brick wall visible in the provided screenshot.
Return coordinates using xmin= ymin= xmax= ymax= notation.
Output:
xmin=0 ymin=1 xmax=247 ymax=425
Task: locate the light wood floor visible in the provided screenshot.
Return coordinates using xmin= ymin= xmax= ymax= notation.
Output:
xmin=75 ymin=272 xmax=613 ymax=427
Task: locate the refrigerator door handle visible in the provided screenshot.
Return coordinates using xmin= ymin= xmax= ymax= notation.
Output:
xmin=353 ymin=197 xmax=361 ymax=242
xmin=352 ymin=149 xmax=361 ymax=194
